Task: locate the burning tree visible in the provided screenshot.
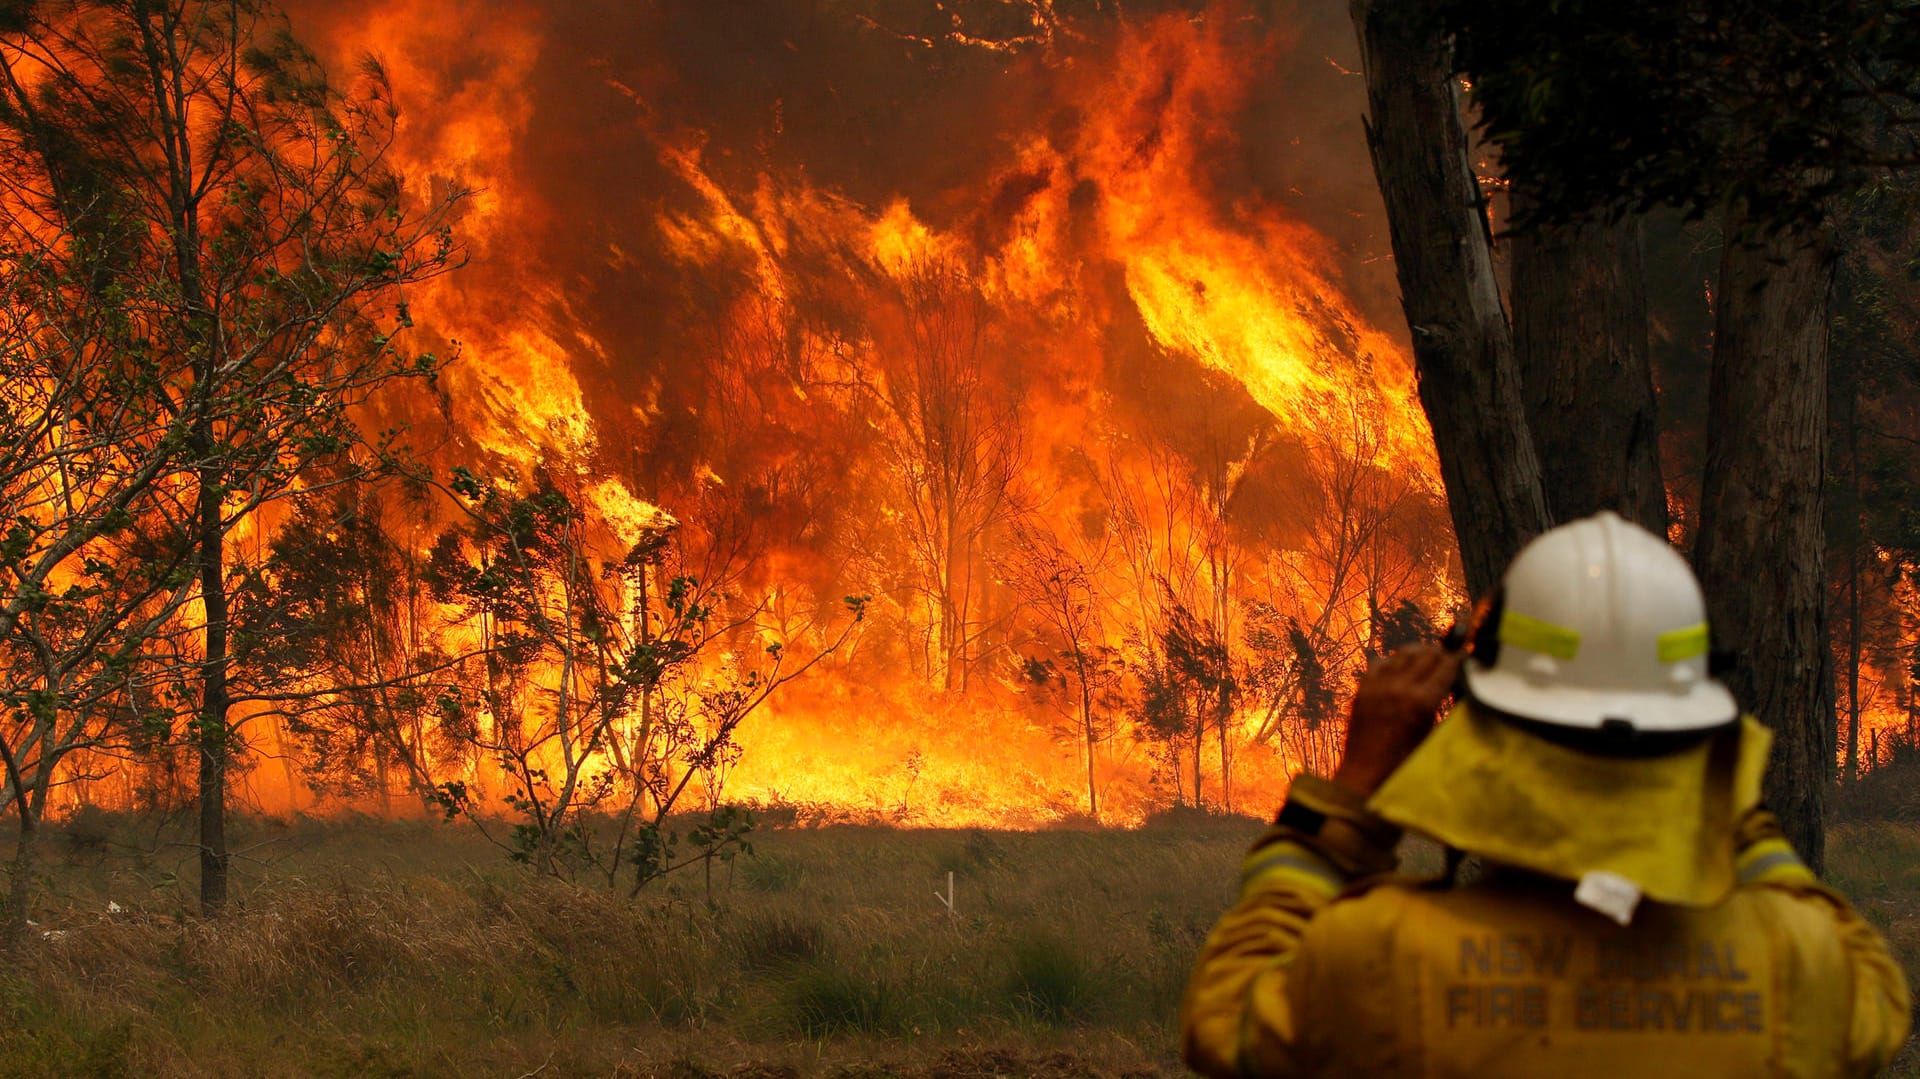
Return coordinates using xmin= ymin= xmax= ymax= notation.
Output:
xmin=1004 ymin=516 xmax=1123 ymax=822
xmin=1243 ymin=605 xmax=1340 ymax=778
xmin=1826 ymin=173 xmax=1920 ymax=784
xmin=1243 ymin=394 xmax=1448 ymax=762
xmin=1132 ymin=600 xmax=1235 ymax=812
xmin=425 ymin=469 xmax=866 ymax=888
xmin=1096 ymin=372 xmax=1273 ymax=814
xmin=863 ymin=259 xmax=1024 ymax=694
xmin=1290 ymin=398 xmax=1445 ymax=653
xmin=228 ymin=487 xmax=475 ymax=810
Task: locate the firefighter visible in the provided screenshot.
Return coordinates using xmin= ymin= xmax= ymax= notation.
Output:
xmin=1182 ymin=511 xmax=1911 ymax=1078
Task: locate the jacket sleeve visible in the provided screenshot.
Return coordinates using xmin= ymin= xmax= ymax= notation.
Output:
xmin=1735 ymin=811 xmax=1913 ymax=1077
xmin=1180 ymin=775 xmax=1400 ymax=1078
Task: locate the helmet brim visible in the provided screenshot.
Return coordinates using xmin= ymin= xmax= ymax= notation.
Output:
xmin=1463 ymin=661 xmax=1739 ymax=733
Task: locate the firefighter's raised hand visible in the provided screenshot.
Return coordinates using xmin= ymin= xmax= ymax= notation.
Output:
xmin=1332 ymin=644 xmax=1463 ymax=796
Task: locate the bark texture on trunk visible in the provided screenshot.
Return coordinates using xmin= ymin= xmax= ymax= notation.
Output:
xmin=5 ymin=801 xmax=37 ymax=948
xmin=1350 ymin=0 xmax=1550 ymax=597
xmin=196 ymin=455 xmax=230 ymax=915
xmin=1830 ymin=342 xmax=1865 ymax=788
xmin=1694 ymin=218 xmax=1837 ymax=872
xmin=1510 ymin=208 xmax=1667 ymax=532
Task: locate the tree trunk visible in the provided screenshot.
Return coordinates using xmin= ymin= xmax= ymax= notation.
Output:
xmin=1192 ymin=705 xmax=1205 ymax=810
xmin=1831 ymin=345 xmax=1864 ymax=787
xmin=1216 ymin=682 xmax=1233 ymax=814
xmin=5 ymin=800 xmax=37 ymax=947
xmin=1077 ymin=667 xmax=1099 ymax=822
xmin=1084 ymin=725 xmax=1098 ymax=821
xmin=1510 ymin=205 xmax=1666 ymax=532
xmin=1350 ymin=0 xmax=1550 ymax=597
xmin=1693 ymin=215 xmax=1838 ymax=872
xmin=1212 ymin=555 xmax=1234 ymax=815
xmin=196 ymin=455 xmax=231 ymax=915
xmin=1844 ymin=553 xmax=1861 ymax=786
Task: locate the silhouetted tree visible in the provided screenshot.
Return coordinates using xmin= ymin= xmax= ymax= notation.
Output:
xmin=1346 ymin=0 xmax=1920 ymax=866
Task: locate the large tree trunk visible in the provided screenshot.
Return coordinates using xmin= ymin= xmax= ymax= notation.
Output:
xmin=1510 ymin=206 xmax=1667 ymax=532
xmin=1693 ymin=215 xmax=1838 ymax=872
xmin=1350 ymin=0 xmax=1550 ymax=596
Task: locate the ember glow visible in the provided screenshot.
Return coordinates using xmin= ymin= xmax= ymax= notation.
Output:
xmin=133 ymin=0 xmax=1462 ymax=825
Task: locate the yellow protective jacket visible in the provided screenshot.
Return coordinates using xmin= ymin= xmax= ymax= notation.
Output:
xmin=1182 ymin=775 xmax=1911 ymax=1078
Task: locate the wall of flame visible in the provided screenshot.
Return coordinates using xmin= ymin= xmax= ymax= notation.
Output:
xmin=88 ymin=0 xmax=1477 ymax=827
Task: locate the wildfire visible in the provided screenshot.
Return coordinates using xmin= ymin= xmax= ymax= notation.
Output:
xmin=104 ymin=0 xmax=1456 ymax=828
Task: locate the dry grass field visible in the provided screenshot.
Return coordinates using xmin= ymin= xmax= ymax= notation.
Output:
xmin=0 ymin=811 xmax=1914 ymax=1078
xmin=0 ymin=811 xmax=1259 ymax=1078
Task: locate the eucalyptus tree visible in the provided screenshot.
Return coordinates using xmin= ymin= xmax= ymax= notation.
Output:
xmin=0 ymin=0 xmax=463 ymax=913
xmin=0 ymin=214 xmax=206 ymax=941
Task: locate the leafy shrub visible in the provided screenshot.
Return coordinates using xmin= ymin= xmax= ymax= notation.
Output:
xmin=54 ymin=805 xmax=118 ymax=856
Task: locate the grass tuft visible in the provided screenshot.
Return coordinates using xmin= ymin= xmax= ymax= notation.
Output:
xmin=1004 ymin=932 xmax=1091 ymax=1025
xmin=741 ymin=854 xmax=803 ymax=893
xmin=736 ymin=911 xmax=828 ymax=971
xmin=783 ymin=965 xmax=896 ymax=1037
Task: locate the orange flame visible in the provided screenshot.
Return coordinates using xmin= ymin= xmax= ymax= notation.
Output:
xmin=53 ymin=0 xmax=1461 ymax=827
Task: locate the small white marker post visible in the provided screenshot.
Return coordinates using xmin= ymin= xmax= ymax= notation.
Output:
xmin=935 ymin=870 xmax=955 ymax=920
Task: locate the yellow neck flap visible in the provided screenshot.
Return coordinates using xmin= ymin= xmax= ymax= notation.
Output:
xmin=1367 ymin=702 xmax=1771 ymax=908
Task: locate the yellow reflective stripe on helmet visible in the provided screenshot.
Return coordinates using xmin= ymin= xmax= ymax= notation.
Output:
xmin=1498 ymin=609 xmax=1581 ymax=659
xmin=1658 ymin=622 xmax=1711 ymax=663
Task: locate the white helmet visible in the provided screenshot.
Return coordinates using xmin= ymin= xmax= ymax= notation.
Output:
xmin=1462 ymin=511 xmax=1738 ymax=733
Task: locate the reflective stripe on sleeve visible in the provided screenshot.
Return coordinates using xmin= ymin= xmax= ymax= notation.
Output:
xmin=1240 ymin=841 xmax=1347 ymax=900
xmin=1737 ymin=837 xmax=1815 ymax=885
